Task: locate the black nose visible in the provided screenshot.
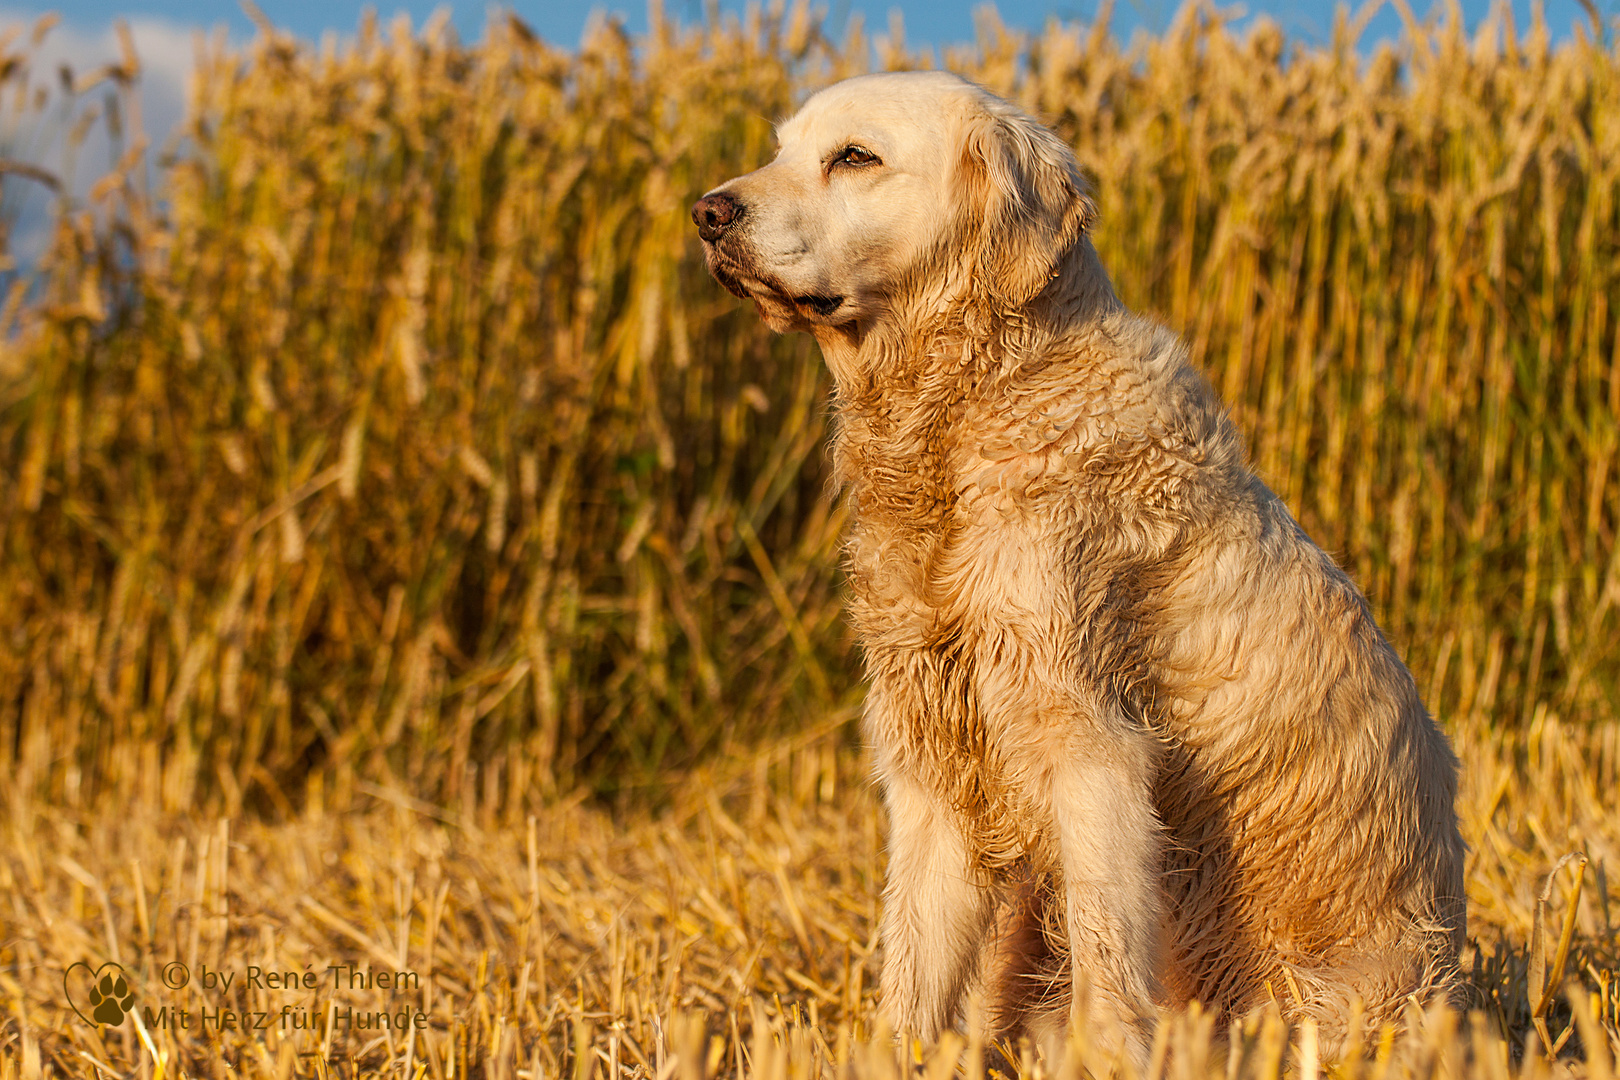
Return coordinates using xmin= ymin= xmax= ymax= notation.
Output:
xmin=692 ymin=192 xmax=741 ymax=242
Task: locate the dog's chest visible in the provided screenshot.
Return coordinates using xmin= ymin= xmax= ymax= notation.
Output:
xmin=836 ymin=397 xmax=1067 ymax=631
xmin=837 ymin=399 xmax=1093 ymax=856
xmin=836 ymin=375 xmax=1195 ymax=856
xmin=834 ymin=377 xmax=1109 ymax=633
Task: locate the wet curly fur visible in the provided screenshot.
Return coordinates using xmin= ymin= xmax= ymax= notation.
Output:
xmin=692 ymin=70 xmax=1467 ymax=1065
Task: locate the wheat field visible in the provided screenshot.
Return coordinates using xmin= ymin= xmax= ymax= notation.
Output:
xmin=0 ymin=0 xmax=1618 ymax=1075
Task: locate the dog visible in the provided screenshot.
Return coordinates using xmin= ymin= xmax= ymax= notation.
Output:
xmin=692 ymin=70 xmax=1466 ymax=1064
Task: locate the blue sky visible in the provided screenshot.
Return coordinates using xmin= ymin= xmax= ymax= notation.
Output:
xmin=3 ymin=0 xmax=1615 ymax=55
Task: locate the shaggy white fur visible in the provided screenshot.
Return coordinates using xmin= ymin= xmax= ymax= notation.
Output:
xmin=692 ymin=70 xmax=1466 ymax=1065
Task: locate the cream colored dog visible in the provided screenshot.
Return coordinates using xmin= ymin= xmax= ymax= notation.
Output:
xmin=692 ymin=71 xmax=1466 ymax=1063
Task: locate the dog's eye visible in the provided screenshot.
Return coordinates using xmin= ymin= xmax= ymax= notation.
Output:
xmin=833 ymin=145 xmax=880 ymax=168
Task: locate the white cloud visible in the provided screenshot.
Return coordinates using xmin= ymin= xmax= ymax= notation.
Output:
xmin=0 ymin=9 xmax=216 ymax=266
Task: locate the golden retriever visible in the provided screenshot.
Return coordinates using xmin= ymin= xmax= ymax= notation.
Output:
xmin=692 ymin=71 xmax=1466 ymax=1064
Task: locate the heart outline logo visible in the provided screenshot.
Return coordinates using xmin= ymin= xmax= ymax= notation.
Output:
xmin=63 ymin=961 xmax=136 ymax=1027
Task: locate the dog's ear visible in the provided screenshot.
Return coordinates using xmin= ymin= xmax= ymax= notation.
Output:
xmin=957 ymin=105 xmax=1097 ymax=308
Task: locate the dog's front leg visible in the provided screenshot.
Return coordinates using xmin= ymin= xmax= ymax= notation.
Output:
xmin=876 ymin=765 xmax=995 ymax=1044
xmin=1045 ymin=735 xmax=1164 ymax=1067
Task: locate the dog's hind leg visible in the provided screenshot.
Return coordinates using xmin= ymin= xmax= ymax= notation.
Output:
xmin=967 ymin=863 xmax=1069 ymax=1072
xmin=877 ymin=767 xmax=997 ymax=1044
xmin=974 ymin=865 xmax=1060 ymax=1031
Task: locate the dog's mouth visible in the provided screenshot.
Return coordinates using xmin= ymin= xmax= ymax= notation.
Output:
xmin=704 ymin=245 xmax=848 ymax=323
xmin=702 ymin=245 xmax=761 ymax=301
xmin=708 ymin=259 xmax=753 ymax=301
xmin=792 ymin=294 xmax=844 ymax=317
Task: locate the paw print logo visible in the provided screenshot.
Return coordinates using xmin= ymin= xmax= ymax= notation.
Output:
xmin=64 ymin=961 xmax=136 ymax=1027
xmin=90 ymin=970 xmax=135 ymax=1023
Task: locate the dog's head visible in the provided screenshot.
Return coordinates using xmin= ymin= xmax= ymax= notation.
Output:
xmin=691 ymin=71 xmax=1097 ymax=338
